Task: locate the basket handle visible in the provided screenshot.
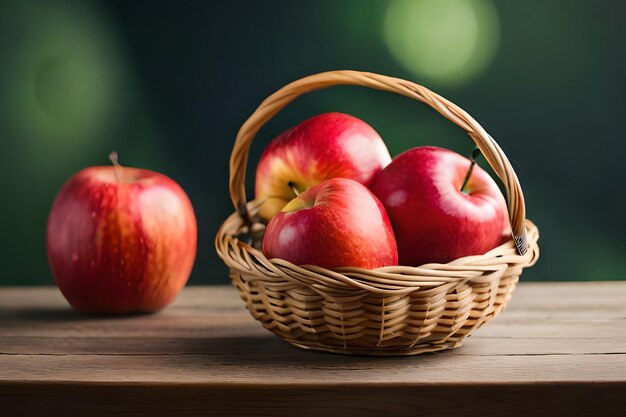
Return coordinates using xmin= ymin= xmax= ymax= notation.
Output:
xmin=229 ymin=70 xmax=529 ymax=255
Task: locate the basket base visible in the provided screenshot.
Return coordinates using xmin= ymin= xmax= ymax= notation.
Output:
xmin=284 ymin=338 xmax=465 ymax=356
xmin=219 ymin=216 xmax=538 ymax=357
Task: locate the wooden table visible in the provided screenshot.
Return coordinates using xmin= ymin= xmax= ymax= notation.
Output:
xmin=1 ymin=283 xmax=625 ymax=416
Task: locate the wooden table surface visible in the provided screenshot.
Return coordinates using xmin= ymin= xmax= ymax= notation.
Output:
xmin=1 ymin=282 xmax=625 ymax=416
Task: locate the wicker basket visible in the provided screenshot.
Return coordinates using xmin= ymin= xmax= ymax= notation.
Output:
xmin=216 ymin=70 xmax=539 ymax=356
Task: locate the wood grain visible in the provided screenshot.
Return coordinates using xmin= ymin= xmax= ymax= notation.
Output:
xmin=1 ymin=283 xmax=625 ymax=416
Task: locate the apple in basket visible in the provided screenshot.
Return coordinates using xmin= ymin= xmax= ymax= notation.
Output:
xmin=262 ymin=178 xmax=398 ymax=269
xmin=255 ymin=112 xmax=391 ymax=220
xmin=46 ymin=153 xmax=197 ymax=313
xmin=372 ymin=146 xmax=509 ymax=266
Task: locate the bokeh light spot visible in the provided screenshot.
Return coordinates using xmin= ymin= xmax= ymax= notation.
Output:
xmin=383 ymin=0 xmax=500 ymax=86
xmin=35 ymin=56 xmax=87 ymax=119
xmin=1 ymin=0 xmax=125 ymax=151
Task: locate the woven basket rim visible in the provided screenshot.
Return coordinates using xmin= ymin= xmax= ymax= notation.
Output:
xmin=215 ymin=199 xmax=539 ymax=294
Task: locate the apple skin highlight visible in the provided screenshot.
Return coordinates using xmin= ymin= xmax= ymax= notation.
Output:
xmin=262 ymin=178 xmax=398 ymax=270
xmin=372 ymin=146 xmax=509 ymax=266
xmin=46 ymin=166 xmax=197 ymax=313
xmin=255 ymin=112 xmax=391 ymax=220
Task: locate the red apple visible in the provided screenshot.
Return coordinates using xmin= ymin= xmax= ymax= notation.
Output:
xmin=47 ymin=158 xmax=197 ymax=313
xmin=371 ymin=146 xmax=508 ymax=266
xmin=262 ymin=178 xmax=398 ymax=269
xmin=255 ymin=112 xmax=391 ymax=220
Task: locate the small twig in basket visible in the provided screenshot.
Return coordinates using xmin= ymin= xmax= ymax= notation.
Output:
xmin=460 ymin=147 xmax=481 ymax=193
xmin=237 ymin=202 xmax=264 ymax=249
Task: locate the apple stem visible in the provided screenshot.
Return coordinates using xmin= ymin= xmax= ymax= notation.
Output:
xmin=460 ymin=147 xmax=481 ymax=193
xmin=288 ymin=181 xmax=300 ymax=197
xmin=109 ymin=151 xmax=125 ymax=183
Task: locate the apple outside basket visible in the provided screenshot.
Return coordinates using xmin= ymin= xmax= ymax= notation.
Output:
xmin=215 ymin=70 xmax=540 ymax=356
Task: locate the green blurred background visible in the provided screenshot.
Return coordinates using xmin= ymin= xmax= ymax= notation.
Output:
xmin=1 ymin=0 xmax=624 ymax=285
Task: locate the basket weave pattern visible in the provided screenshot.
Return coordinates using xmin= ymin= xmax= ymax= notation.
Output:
xmin=216 ymin=71 xmax=539 ymax=355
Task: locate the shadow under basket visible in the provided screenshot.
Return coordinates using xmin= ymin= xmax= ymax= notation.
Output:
xmin=216 ymin=70 xmax=540 ymax=356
